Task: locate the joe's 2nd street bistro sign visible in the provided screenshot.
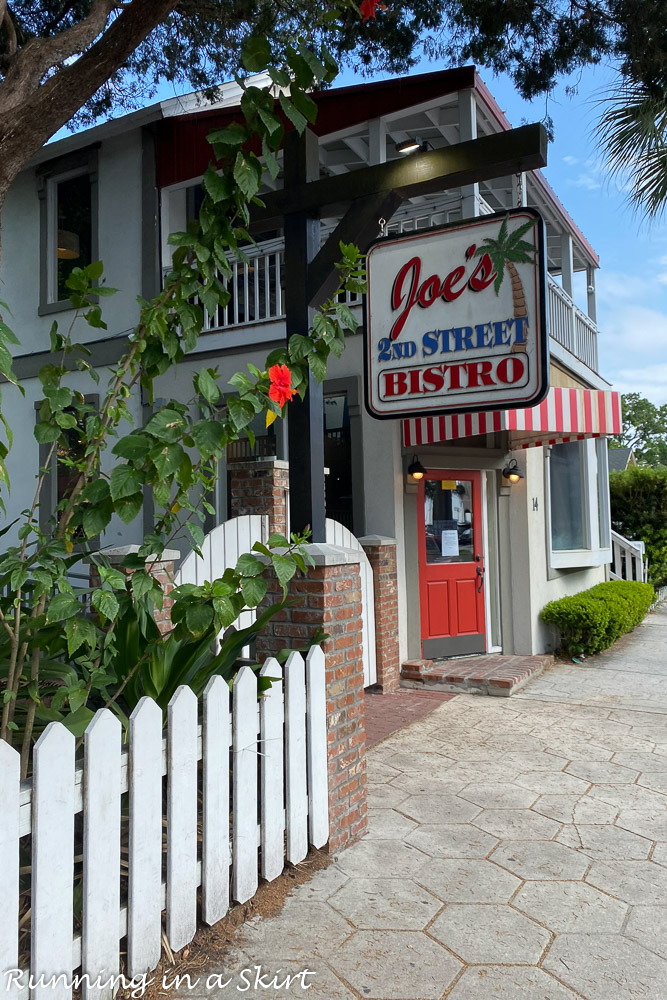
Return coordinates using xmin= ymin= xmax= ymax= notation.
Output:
xmin=364 ymin=207 xmax=548 ymax=419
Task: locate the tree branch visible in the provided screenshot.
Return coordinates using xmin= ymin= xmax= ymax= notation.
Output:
xmin=0 ymin=0 xmax=119 ymax=112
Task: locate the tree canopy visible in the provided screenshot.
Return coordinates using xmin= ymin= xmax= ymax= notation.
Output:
xmin=1 ymin=0 xmax=667 ymax=214
xmin=611 ymin=392 xmax=667 ymax=466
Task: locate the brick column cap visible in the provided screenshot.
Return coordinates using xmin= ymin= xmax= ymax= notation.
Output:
xmin=84 ymin=544 xmax=181 ymax=564
xmin=358 ymin=535 xmax=397 ymax=547
xmin=227 ymin=458 xmax=289 ymax=471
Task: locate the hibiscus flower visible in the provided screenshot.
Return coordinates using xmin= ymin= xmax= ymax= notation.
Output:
xmin=360 ymin=0 xmax=386 ymax=20
xmin=268 ymin=364 xmax=295 ymax=408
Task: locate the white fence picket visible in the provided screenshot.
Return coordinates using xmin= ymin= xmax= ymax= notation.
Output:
xmin=167 ymin=687 xmax=198 ymax=952
xmin=232 ymin=666 xmax=258 ymax=902
xmin=325 ymin=518 xmax=376 ymax=687
xmin=306 ymin=647 xmax=329 ymax=848
xmin=7 ymin=643 xmax=331 ymax=981
xmin=285 ymin=652 xmax=308 ymax=864
xmin=31 ymin=723 xmax=75 ymax=1000
xmin=260 ymin=660 xmax=284 ymax=881
xmin=0 ymin=741 xmax=20 ymax=992
xmin=82 ymin=710 xmax=122 ymax=1000
xmin=127 ymin=698 xmax=163 ymax=976
xmin=202 ymin=676 xmax=231 ymax=926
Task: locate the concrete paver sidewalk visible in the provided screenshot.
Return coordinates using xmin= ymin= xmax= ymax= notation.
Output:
xmin=197 ymin=604 xmax=667 ymax=999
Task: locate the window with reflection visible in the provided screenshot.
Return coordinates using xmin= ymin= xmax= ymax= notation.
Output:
xmin=424 ymin=479 xmax=474 ymax=563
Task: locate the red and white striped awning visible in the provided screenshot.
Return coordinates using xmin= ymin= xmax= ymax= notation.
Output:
xmin=403 ymin=387 xmax=622 ymax=449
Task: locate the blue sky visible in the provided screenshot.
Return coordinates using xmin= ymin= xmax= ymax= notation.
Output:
xmin=337 ymin=58 xmax=667 ymax=405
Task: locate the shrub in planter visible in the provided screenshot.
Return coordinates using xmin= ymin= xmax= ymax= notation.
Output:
xmin=541 ymin=580 xmax=654 ymax=657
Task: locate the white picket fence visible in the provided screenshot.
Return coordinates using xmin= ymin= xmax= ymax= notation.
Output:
xmin=0 ymin=649 xmax=329 ymax=995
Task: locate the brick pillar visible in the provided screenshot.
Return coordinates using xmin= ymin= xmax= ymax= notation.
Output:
xmin=88 ymin=545 xmax=179 ymax=635
xmin=256 ymin=544 xmax=367 ymax=853
xmin=228 ymin=458 xmax=290 ymax=536
xmin=359 ymin=535 xmax=401 ymax=693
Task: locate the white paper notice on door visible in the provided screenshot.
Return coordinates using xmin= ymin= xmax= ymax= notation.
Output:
xmin=441 ymin=530 xmax=459 ymax=557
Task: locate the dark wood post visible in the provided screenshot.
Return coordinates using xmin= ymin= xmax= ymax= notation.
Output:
xmin=284 ymin=128 xmax=326 ymax=542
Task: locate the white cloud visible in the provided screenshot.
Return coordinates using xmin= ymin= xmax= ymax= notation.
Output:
xmin=563 ymin=155 xmax=579 ymax=166
xmin=605 ymin=364 xmax=667 ymax=405
xmin=569 ymin=172 xmax=601 ymax=191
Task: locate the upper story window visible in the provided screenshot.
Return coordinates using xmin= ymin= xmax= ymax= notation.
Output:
xmin=37 ymin=148 xmax=98 ymax=314
xmin=547 ymin=438 xmax=611 ymax=569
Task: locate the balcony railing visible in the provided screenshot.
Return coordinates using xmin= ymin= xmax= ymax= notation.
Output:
xmin=165 ymin=234 xmax=599 ymax=374
xmin=547 ymin=274 xmax=598 ymax=371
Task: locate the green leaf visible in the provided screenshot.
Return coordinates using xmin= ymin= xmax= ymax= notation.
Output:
xmin=66 ymin=616 xmax=97 ymax=656
xmin=92 ymin=589 xmax=119 ymax=622
xmin=131 ymin=570 xmax=153 ymax=598
xmin=115 ymin=493 xmax=143 ymax=524
xmin=227 ymin=396 xmax=255 ymax=431
xmin=241 ymin=575 xmax=267 ymax=606
xmin=110 ymin=465 xmax=142 ymax=501
xmin=272 ymin=553 xmax=297 ymax=589
xmin=34 ymin=421 xmax=60 ymax=444
xmin=233 ymin=152 xmax=262 ymax=200
xmin=290 ymin=87 xmax=318 ymax=125
xmin=242 ymin=36 xmax=272 ymax=72
xmin=145 ymin=408 xmax=188 ymax=443
xmin=191 ymin=418 xmax=225 ymax=458
xmin=309 ymin=351 xmax=328 ymax=382
xmin=187 ymin=522 xmax=205 ymax=548
xmin=279 ymin=94 xmax=307 ymax=134
xmin=289 ymin=333 xmax=314 ymax=362
xmin=207 ymin=122 xmax=248 ymax=151
xmin=202 ymin=168 xmax=233 ymax=204
xmin=112 ymin=434 xmax=151 ymax=461
xmin=196 ymin=369 xmax=221 ymax=404
xmin=81 ymin=480 xmax=110 ymax=504
xmin=212 ymin=594 xmax=240 ymax=627
xmin=47 ymin=593 xmax=81 ymax=622
xmin=186 ymin=602 xmax=214 ymax=637
xmin=83 ymin=504 xmax=112 ymax=538
xmin=152 ymin=442 xmax=185 ymax=478
xmin=236 ymin=552 xmax=264 ymax=577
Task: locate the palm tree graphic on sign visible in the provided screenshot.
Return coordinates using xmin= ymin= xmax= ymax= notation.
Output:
xmin=474 ymin=215 xmax=537 ymax=353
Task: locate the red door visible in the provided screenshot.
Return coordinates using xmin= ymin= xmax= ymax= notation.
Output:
xmin=418 ymin=471 xmax=486 ymax=658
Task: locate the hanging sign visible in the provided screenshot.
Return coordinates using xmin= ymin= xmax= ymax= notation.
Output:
xmin=364 ymin=208 xmax=548 ymax=419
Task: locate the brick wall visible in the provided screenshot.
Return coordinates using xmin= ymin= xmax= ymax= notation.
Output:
xmin=228 ymin=459 xmax=289 ymax=536
xmin=359 ymin=535 xmax=400 ymax=693
xmin=88 ymin=545 xmax=179 ymax=636
xmin=256 ymin=545 xmax=367 ymax=853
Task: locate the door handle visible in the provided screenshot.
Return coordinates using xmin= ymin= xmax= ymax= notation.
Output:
xmin=476 ymin=564 xmax=485 ymax=593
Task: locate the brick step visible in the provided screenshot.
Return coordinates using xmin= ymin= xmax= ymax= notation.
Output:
xmin=401 ymin=653 xmax=553 ymax=697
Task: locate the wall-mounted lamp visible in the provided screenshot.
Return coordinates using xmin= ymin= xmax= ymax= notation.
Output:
xmin=407 ymin=455 xmax=426 ymax=481
xmin=395 ymin=137 xmax=432 ymax=155
xmin=502 ymin=458 xmax=524 ymax=484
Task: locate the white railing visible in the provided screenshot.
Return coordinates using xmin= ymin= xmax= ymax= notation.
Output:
xmin=325 ymin=519 xmax=377 ymax=687
xmin=165 ymin=228 xmax=600 ymax=372
xmin=0 ymin=651 xmax=329 ymax=991
xmin=547 ymin=274 xmax=599 ymax=371
xmin=611 ymin=529 xmax=648 ymax=583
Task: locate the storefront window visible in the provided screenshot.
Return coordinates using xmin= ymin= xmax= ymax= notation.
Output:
xmin=550 ymin=441 xmax=585 ymax=550
xmin=547 ymin=439 xmax=611 ymax=568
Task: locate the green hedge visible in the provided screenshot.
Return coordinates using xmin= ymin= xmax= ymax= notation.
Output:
xmin=541 ymin=580 xmax=655 ymax=657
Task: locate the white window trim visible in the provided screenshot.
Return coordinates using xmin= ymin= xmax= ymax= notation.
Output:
xmin=546 ymin=438 xmax=612 ymax=570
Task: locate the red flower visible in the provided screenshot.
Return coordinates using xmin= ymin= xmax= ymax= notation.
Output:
xmin=268 ymin=364 xmax=295 ymax=408
xmin=360 ymin=0 xmax=377 ymax=20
